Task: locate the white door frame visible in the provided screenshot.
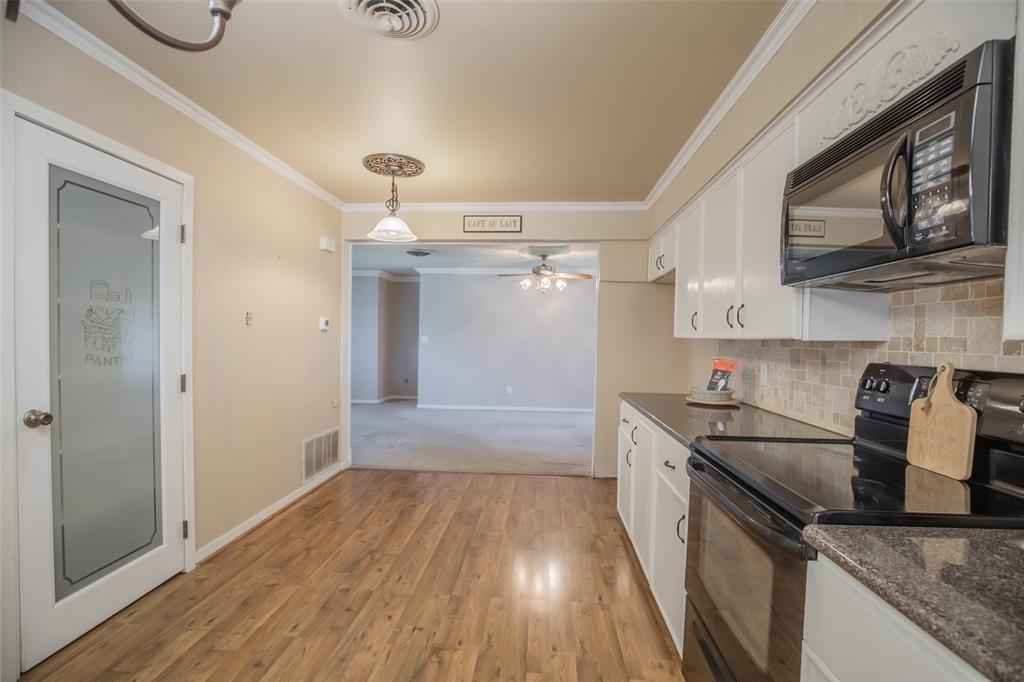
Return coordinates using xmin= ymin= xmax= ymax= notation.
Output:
xmin=0 ymin=91 xmax=197 ymax=681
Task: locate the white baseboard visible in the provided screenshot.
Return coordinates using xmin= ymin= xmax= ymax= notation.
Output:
xmin=416 ymin=403 xmax=593 ymax=413
xmin=351 ymin=395 xmax=417 ymax=404
xmin=195 ymin=463 xmax=345 ymax=562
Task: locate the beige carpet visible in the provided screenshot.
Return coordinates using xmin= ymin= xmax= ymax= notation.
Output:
xmin=351 ymin=400 xmax=593 ymax=476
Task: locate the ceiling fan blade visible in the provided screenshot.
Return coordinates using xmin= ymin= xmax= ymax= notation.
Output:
xmin=554 ymin=272 xmax=593 ymax=280
xmin=498 ymin=273 xmax=532 ymax=277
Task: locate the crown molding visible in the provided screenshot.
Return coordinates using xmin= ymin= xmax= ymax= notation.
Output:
xmin=341 ymin=201 xmax=647 ymax=214
xmin=642 ymin=0 xmax=816 ymax=211
xmin=415 ymin=267 xmax=597 ymax=276
xmin=352 ymin=269 xmax=419 ymax=282
xmin=18 ymin=0 xmax=346 ymax=212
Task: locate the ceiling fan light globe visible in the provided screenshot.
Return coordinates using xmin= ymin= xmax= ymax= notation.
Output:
xmin=367 ymin=214 xmax=417 ymax=242
xmin=555 ymin=279 xmax=568 ymax=291
xmin=520 ymin=278 xmax=533 ymax=290
xmin=540 ymin=276 xmax=551 ymax=289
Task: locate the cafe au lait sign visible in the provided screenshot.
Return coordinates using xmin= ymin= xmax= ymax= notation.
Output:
xmin=463 ymin=215 xmax=522 ymax=233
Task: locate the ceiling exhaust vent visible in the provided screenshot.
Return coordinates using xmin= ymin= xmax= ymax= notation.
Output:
xmin=343 ymin=0 xmax=439 ymax=40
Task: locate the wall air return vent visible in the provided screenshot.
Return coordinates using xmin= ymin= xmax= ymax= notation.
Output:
xmin=302 ymin=428 xmax=340 ymax=482
xmin=343 ymin=0 xmax=439 ymax=40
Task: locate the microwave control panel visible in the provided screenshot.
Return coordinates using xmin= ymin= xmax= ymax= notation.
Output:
xmin=910 ymin=112 xmax=959 ymax=245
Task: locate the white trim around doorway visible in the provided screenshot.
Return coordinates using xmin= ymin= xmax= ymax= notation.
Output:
xmin=0 ymin=91 xmax=197 ymax=682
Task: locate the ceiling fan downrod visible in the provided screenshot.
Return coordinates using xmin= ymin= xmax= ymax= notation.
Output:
xmin=108 ymin=0 xmax=240 ymax=52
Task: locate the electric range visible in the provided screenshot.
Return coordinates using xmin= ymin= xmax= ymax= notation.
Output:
xmin=681 ymin=363 xmax=1024 ymax=682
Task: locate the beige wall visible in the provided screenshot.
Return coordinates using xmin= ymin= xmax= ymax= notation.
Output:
xmin=648 ymin=0 xmax=891 ymax=234
xmin=2 ymin=18 xmax=343 ymax=547
xmin=592 ymin=242 xmax=716 ymax=477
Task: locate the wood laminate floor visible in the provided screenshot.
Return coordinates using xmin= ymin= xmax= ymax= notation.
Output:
xmin=22 ymin=469 xmax=683 ymax=681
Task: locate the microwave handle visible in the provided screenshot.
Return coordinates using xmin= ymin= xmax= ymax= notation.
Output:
xmin=880 ymin=133 xmax=910 ymax=250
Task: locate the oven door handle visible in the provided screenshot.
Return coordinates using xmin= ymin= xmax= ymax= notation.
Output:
xmin=687 ymin=457 xmax=815 ymax=560
xmin=880 ymin=132 xmax=910 ymax=251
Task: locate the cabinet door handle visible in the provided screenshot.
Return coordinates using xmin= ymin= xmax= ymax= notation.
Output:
xmin=737 ymin=303 xmax=745 ymax=329
xmin=630 ymin=426 xmax=637 ymax=445
xmin=621 ymin=417 xmax=629 ymax=424
xmin=690 ymin=311 xmax=698 ymax=331
xmin=663 ymin=459 xmax=676 ymax=470
xmin=676 ymin=514 xmax=687 ymax=542
xmin=626 ymin=449 xmax=632 ymax=467
xmin=726 ymin=305 xmax=735 ymax=329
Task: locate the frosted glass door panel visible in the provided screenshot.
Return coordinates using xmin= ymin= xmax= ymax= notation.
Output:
xmin=49 ymin=166 xmax=162 ymax=601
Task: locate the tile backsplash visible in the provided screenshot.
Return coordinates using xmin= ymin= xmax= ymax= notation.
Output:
xmin=720 ymin=278 xmax=1024 ymax=436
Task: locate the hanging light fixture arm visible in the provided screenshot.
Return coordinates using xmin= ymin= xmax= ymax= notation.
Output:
xmin=385 ymin=175 xmax=401 ymax=215
xmin=108 ymin=0 xmax=240 ymax=52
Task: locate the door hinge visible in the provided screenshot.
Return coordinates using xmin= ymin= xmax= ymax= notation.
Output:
xmin=180 ymin=224 xmax=186 ymax=244
xmin=182 ymin=520 xmax=189 ymax=539
xmin=180 ymin=374 xmax=187 ymax=393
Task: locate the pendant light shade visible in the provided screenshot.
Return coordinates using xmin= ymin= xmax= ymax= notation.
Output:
xmin=367 ymin=214 xmax=418 ymax=242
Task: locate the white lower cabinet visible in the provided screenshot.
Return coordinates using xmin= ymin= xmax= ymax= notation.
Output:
xmin=651 ymin=466 xmax=688 ymax=654
xmin=616 ymin=401 xmax=690 ymax=657
xmin=617 ymin=423 xmax=634 ymax=532
xmin=802 ymin=556 xmax=985 ymax=682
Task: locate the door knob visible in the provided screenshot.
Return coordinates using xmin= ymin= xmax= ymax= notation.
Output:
xmin=23 ymin=409 xmax=54 ymax=428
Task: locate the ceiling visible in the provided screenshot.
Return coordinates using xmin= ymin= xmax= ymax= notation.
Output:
xmin=352 ymin=242 xmax=597 ymax=276
xmin=49 ymin=0 xmax=783 ymax=204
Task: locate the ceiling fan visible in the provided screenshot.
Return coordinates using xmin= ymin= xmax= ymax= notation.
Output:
xmin=498 ymin=246 xmax=593 ymax=293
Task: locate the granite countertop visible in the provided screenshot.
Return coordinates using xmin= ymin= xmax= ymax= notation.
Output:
xmin=805 ymin=525 xmax=1024 ymax=682
xmin=619 ymin=392 xmax=844 ymax=447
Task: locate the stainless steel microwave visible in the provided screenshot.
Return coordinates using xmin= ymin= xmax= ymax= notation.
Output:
xmin=782 ymin=38 xmax=1014 ymax=291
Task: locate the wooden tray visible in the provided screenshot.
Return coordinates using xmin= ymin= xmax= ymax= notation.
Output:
xmin=685 ymin=396 xmax=741 ymax=407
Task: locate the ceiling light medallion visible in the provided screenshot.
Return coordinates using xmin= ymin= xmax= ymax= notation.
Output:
xmin=363 ymin=153 xmax=424 ymax=243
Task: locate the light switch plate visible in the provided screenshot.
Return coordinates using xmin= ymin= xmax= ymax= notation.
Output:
xmin=319 ymin=316 xmax=331 ymax=332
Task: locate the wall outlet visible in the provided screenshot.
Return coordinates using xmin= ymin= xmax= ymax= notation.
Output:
xmin=760 ymin=361 xmax=770 ymax=387
xmin=332 ymin=399 xmax=338 ymax=409
xmin=319 ymin=236 xmax=337 ymax=253
xmin=506 ymin=385 xmax=513 ymax=394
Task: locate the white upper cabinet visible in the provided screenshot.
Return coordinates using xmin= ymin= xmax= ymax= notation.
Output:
xmin=673 ymin=204 xmax=703 ymax=338
xmin=700 ymin=173 xmax=740 ymax=338
xmin=738 ymin=123 xmax=801 ymax=338
xmin=648 ymin=221 xmax=678 ymax=281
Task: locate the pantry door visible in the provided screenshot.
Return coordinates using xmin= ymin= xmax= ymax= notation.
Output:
xmin=15 ymin=118 xmax=187 ymax=670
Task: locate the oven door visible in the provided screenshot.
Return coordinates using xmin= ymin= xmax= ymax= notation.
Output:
xmin=683 ymin=453 xmax=814 ymax=682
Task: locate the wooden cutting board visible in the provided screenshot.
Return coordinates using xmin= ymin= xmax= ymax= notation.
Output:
xmin=907 ymin=362 xmax=977 ymax=480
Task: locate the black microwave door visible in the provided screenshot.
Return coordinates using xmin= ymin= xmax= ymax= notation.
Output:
xmin=783 ymin=134 xmax=909 ymax=284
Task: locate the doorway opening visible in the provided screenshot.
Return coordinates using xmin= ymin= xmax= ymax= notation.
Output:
xmin=348 ymin=242 xmax=597 ymax=476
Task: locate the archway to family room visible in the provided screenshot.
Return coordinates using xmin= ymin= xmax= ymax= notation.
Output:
xmin=348 ymin=242 xmax=598 ymax=476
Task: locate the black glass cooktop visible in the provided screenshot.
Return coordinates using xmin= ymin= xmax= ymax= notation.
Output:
xmin=691 ymin=436 xmax=1024 ymax=528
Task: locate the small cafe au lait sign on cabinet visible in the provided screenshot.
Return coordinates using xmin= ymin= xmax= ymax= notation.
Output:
xmin=464 ymin=215 xmax=522 ymax=233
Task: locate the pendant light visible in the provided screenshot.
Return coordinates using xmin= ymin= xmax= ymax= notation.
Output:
xmin=363 ymin=153 xmax=424 ymax=243
xmin=108 ymin=0 xmax=241 ymax=52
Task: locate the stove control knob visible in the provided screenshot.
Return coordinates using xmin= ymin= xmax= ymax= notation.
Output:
xmin=861 ymin=377 xmax=875 ymax=391
xmin=1019 ymin=397 xmax=1024 ymax=414
xmin=877 ymin=380 xmax=891 ymax=394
